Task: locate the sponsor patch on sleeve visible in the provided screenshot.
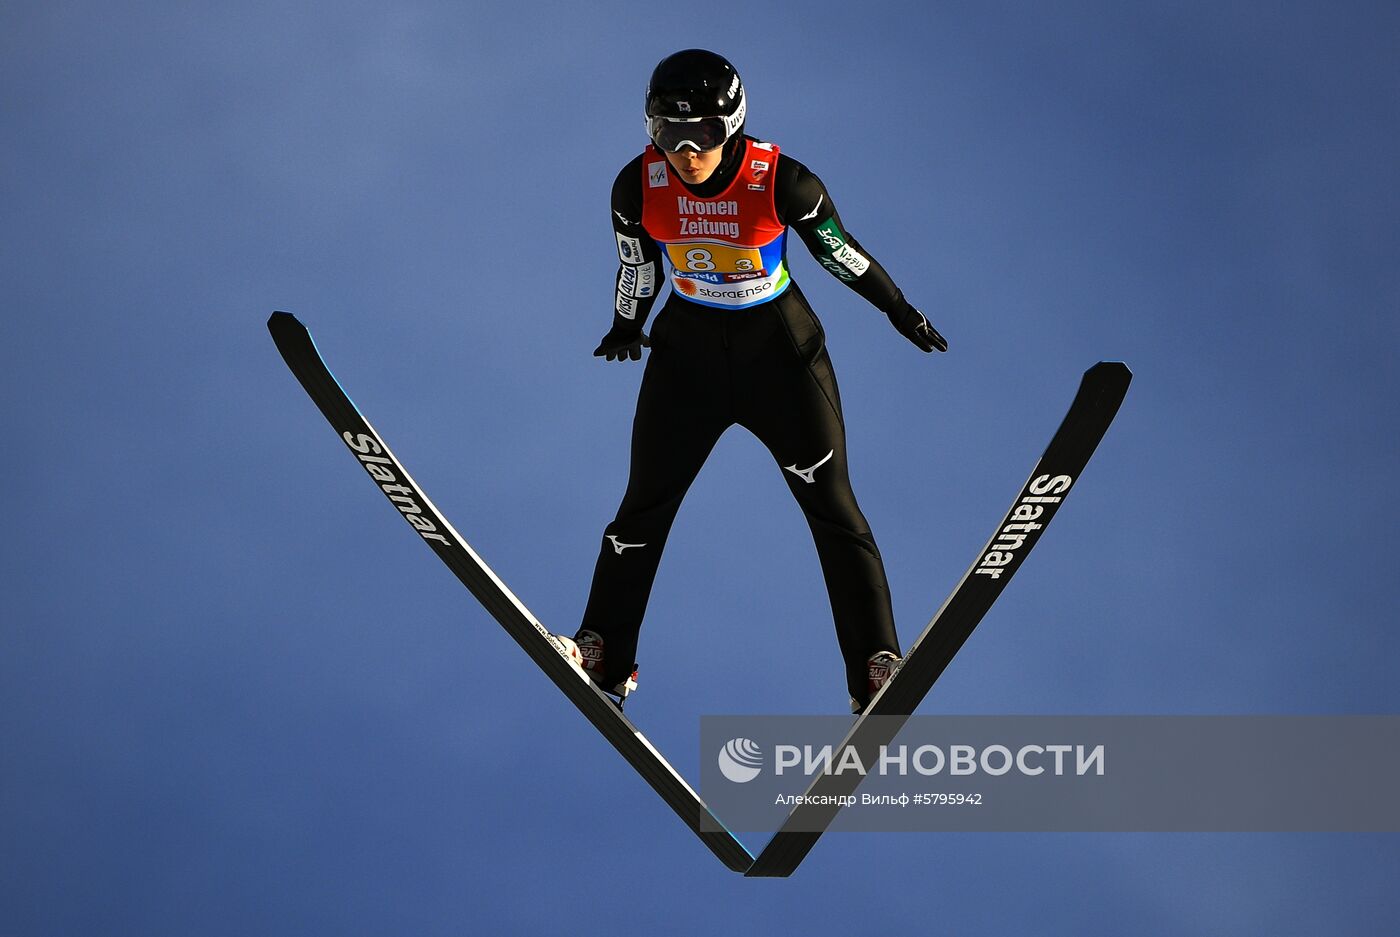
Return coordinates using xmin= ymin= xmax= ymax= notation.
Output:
xmin=619 ymin=262 xmax=657 ymax=298
xmin=833 ymin=243 xmax=870 ymax=277
xmin=616 ymin=233 xmax=643 ymax=264
xmin=812 ymin=218 xmax=870 ymax=281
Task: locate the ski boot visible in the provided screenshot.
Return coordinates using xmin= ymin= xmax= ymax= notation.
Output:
xmin=556 ymin=629 xmax=639 ymax=707
xmin=850 ymin=650 xmax=903 ymax=715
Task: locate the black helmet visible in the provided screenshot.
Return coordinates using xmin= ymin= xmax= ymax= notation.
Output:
xmin=644 ymin=49 xmax=746 ymax=153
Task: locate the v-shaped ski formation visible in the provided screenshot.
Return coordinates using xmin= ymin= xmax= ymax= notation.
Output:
xmin=268 ymin=311 xmax=1129 ymax=877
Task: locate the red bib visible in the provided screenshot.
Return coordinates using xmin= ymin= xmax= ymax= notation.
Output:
xmin=640 ymin=140 xmax=790 ymax=309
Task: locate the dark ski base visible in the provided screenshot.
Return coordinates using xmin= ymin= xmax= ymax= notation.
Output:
xmin=267 ymin=312 xmax=754 ymax=873
xmin=744 ymin=361 xmax=1131 ymax=877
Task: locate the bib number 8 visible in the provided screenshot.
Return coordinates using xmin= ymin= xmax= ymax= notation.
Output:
xmin=684 ymin=249 xmax=716 ymax=272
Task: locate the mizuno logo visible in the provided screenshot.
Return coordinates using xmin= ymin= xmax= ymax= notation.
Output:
xmin=614 ymin=209 xmax=633 ymax=227
xmin=783 ymin=449 xmax=835 ymax=484
xmin=799 ymin=194 xmax=823 ymax=222
xmin=607 ymin=535 xmax=647 ymax=554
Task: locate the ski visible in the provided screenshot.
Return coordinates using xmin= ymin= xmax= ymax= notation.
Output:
xmin=745 ymin=361 xmax=1132 ymax=877
xmin=267 ymin=312 xmax=755 ymax=874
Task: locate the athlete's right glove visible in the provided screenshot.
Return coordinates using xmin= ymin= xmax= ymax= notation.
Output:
xmin=886 ymin=301 xmax=948 ymax=353
xmin=593 ymin=324 xmax=651 ymax=362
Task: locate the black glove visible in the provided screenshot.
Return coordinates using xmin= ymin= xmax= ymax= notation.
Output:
xmin=885 ymin=301 xmax=947 ymax=353
xmin=593 ymin=325 xmax=651 ymax=362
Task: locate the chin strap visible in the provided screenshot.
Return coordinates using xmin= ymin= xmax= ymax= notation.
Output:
xmin=721 ymin=132 xmax=746 ymax=169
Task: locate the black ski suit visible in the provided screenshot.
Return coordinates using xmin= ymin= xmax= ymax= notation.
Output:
xmin=582 ymin=136 xmax=937 ymax=706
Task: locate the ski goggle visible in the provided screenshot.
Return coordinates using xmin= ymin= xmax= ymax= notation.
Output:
xmin=646 ymin=115 xmax=730 ymax=153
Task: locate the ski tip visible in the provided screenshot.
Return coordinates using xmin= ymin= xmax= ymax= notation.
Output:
xmin=1087 ymin=360 xmax=1132 ymax=379
xmin=267 ymin=311 xmax=309 ymax=341
xmin=1084 ymin=361 xmax=1133 ymax=395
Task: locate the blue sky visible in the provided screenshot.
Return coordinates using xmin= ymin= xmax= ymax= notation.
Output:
xmin=4 ymin=1 xmax=1398 ymax=933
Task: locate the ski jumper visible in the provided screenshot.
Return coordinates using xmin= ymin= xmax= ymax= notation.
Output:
xmin=584 ymin=137 xmax=916 ymax=705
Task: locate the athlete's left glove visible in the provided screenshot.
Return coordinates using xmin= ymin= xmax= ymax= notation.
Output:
xmin=593 ymin=325 xmax=651 ymax=362
xmin=886 ymin=301 xmax=948 ymax=353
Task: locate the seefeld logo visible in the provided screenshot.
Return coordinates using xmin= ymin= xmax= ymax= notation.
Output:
xmin=718 ymin=738 xmax=764 ymax=783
